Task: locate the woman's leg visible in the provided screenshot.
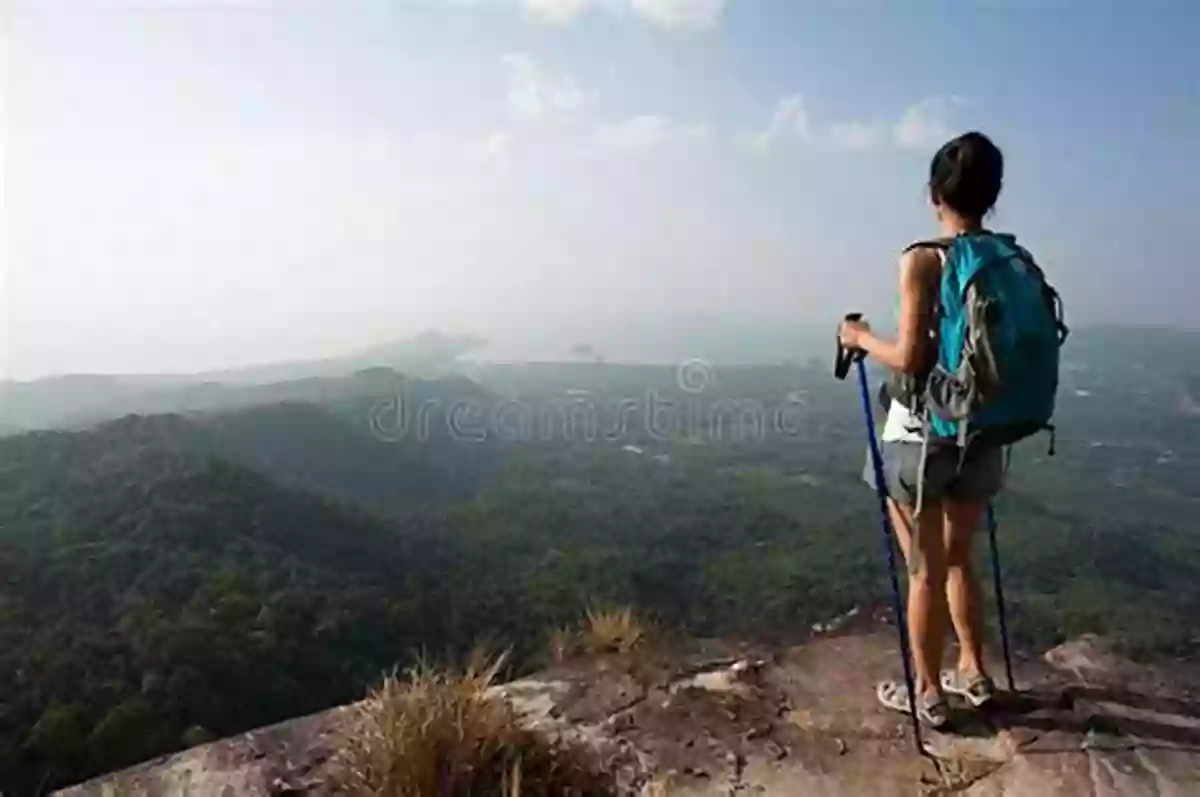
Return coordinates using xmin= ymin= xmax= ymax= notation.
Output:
xmin=942 ymin=497 xmax=989 ymax=681
xmin=887 ymin=497 xmax=949 ymax=698
xmin=941 ymin=444 xmax=1006 ymax=690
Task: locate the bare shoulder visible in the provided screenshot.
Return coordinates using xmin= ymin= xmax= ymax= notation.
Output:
xmin=898 ymin=245 xmax=943 ymax=288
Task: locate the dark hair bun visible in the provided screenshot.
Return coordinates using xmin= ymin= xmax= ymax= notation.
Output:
xmin=928 ymin=131 xmax=1003 ymax=219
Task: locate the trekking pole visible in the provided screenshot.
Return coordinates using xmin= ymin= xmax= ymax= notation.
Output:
xmin=835 ymin=314 xmax=924 ymax=755
xmin=985 ymin=503 xmax=1015 ymax=692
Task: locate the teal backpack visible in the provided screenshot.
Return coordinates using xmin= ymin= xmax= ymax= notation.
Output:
xmin=898 ymin=231 xmax=1068 ymax=452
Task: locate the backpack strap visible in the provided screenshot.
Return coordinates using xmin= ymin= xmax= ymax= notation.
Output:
xmin=904 ymin=229 xmax=1009 ymax=253
xmin=902 ymin=237 xmax=956 ymax=254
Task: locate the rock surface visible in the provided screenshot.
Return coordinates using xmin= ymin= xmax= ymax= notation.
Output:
xmin=56 ymin=623 xmax=1200 ymax=796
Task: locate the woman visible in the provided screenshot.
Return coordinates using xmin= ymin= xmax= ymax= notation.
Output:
xmin=838 ymin=131 xmax=1007 ymax=728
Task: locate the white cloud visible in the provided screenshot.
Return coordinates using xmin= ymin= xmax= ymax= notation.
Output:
xmin=629 ymin=0 xmax=725 ymax=30
xmin=827 ymin=120 xmax=881 ymax=152
xmin=893 ymin=96 xmax=963 ymax=150
xmin=501 ymin=53 xmax=588 ymax=123
xmin=592 ymin=115 xmax=671 ymax=150
xmin=740 ymin=94 xmax=811 ymax=152
xmin=523 ymin=0 xmax=589 ymax=25
xmin=739 ymin=94 xmax=968 ymax=155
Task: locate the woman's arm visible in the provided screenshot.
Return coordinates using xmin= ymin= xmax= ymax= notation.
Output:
xmin=839 ymin=248 xmax=938 ymax=375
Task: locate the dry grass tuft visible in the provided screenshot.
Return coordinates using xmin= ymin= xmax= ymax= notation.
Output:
xmin=328 ymin=650 xmax=616 ymax=796
xmin=581 ymin=606 xmax=647 ymax=657
xmin=548 ymin=625 xmax=577 ymax=665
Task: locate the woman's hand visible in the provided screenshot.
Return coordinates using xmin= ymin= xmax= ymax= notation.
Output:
xmin=839 ymin=318 xmax=871 ymax=350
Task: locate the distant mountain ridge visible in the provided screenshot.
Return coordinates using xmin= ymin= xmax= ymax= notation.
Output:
xmin=186 ymin=398 xmax=504 ymax=513
xmin=0 ymin=365 xmax=488 ymax=437
xmin=182 ymin=330 xmax=489 ymax=385
xmin=6 ymin=323 xmax=1198 ymax=433
xmin=0 ymin=331 xmax=486 ymax=430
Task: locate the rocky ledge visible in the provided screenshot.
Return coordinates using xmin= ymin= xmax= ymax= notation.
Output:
xmin=57 ymin=619 xmax=1200 ymax=796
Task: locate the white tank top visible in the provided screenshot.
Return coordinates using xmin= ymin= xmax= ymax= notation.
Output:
xmin=881 ymin=398 xmax=924 ymax=443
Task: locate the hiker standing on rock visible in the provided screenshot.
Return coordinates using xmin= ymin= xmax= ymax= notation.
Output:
xmin=838 ymin=131 xmax=1065 ymax=728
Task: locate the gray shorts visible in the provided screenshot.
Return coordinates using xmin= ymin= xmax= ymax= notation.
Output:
xmin=863 ymin=441 xmax=1005 ymax=507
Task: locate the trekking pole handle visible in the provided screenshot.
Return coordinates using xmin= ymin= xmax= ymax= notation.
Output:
xmin=834 ymin=312 xmax=867 ymax=381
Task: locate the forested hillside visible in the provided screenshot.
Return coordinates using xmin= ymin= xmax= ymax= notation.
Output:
xmin=2 ymin=330 xmax=1199 ymax=792
xmin=0 ymin=418 xmax=453 ymax=792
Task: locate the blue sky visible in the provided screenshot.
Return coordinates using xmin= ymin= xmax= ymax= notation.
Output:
xmin=5 ymin=0 xmax=1199 ymax=377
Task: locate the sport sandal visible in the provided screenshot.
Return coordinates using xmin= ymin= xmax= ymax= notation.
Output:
xmin=940 ymin=669 xmax=996 ymax=708
xmin=876 ymin=680 xmax=951 ymax=729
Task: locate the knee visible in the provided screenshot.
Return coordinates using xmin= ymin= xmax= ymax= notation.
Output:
xmin=946 ymin=548 xmax=973 ymax=574
xmin=910 ymin=557 xmax=948 ymax=590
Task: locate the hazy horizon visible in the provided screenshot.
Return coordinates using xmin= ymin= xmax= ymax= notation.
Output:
xmin=6 ymin=0 xmax=1199 ymax=380
xmin=2 ymin=315 xmax=1190 ymax=385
